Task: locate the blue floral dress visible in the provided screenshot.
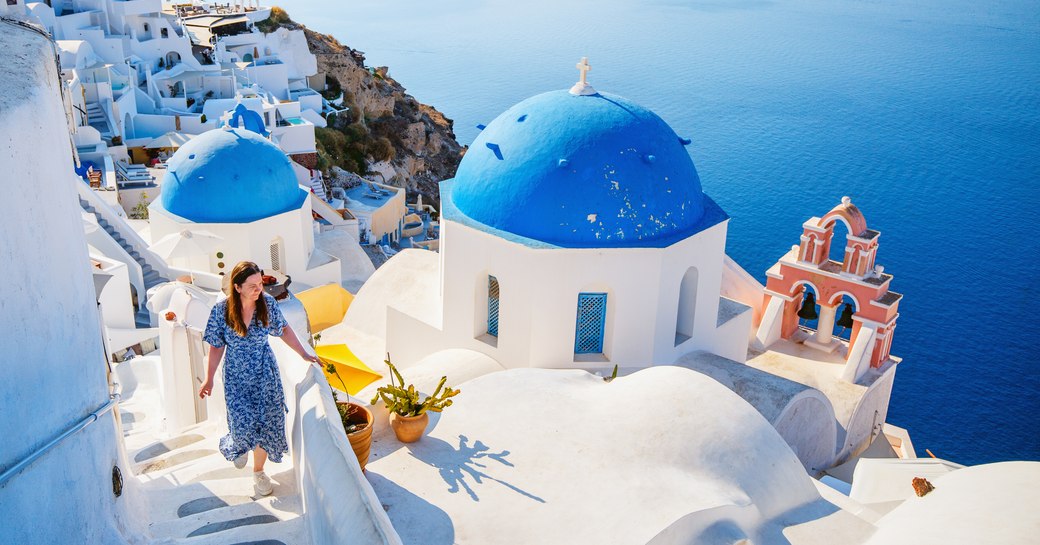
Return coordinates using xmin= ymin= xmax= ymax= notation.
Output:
xmin=204 ymin=293 xmax=289 ymax=463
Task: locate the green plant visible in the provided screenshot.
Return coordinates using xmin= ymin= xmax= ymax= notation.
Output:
xmin=323 ymin=358 xmax=367 ymax=433
xmin=256 ymin=6 xmax=292 ymax=33
xmin=371 ymin=355 xmax=459 ymax=417
xmin=336 ymin=399 xmax=366 ymax=433
xmin=129 ymin=192 xmax=150 ymax=219
xmin=604 ymin=364 xmax=618 ymax=383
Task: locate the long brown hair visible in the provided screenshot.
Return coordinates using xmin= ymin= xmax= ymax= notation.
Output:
xmin=226 ymin=261 xmax=269 ymax=337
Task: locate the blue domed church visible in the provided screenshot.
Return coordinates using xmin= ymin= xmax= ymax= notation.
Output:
xmin=149 ymin=123 xmax=342 ymax=289
xmin=357 ymin=70 xmax=754 ymax=372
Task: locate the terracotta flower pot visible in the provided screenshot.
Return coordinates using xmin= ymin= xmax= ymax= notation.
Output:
xmin=390 ymin=412 xmax=429 ymax=443
xmin=337 ymin=402 xmax=373 ymax=471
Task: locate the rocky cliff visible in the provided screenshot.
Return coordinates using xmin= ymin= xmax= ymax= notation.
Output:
xmin=301 ymin=25 xmax=463 ymax=208
xmin=258 ymin=8 xmax=463 ymax=208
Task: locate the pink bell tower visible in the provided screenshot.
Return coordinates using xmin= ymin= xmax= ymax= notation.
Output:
xmin=759 ymin=197 xmax=901 ymax=380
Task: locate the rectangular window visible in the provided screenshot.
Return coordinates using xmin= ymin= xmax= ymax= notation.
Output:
xmin=487 ymin=275 xmax=500 ymax=337
xmin=574 ymin=293 xmax=607 ymax=354
xmin=161 ymin=28 xmax=169 ymax=38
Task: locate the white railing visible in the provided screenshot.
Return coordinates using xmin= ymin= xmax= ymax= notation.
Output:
xmin=288 ymin=364 xmax=403 ymax=544
xmin=77 ymin=180 xmax=172 ymax=281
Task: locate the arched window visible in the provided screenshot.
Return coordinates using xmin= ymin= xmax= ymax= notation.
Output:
xmin=827 ymin=218 xmax=851 ymax=265
xmin=487 ymin=275 xmax=500 ymax=337
xmin=575 ymin=293 xmax=607 ymax=354
xmin=675 ymin=267 xmax=698 ymax=346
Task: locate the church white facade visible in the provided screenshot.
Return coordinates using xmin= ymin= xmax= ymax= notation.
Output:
xmin=149 ymin=118 xmax=340 ymax=290
xmin=358 ymin=85 xmax=751 ymax=372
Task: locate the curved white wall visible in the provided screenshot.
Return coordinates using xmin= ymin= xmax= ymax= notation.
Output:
xmin=0 ymin=25 xmax=142 ymax=544
xmin=839 ymin=366 xmax=897 ymax=464
xmin=773 ymin=392 xmax=839 ymax=474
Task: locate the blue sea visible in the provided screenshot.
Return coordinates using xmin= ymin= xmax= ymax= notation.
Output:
xmin=287 ymin=0 xmax=1040 ymax=465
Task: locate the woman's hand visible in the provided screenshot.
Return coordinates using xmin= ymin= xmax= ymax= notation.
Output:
xmin=199 ymin=378 xmax=214 ymax=399
xmin=302 ymin=353 xmax=322 ymax=369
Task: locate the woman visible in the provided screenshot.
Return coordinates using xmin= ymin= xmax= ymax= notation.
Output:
xmin=199 ymin=261 xmax=320 ymax=496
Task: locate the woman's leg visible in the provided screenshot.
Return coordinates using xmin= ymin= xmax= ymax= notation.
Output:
xmin=253 ymin=446 xmax=268 ymax=472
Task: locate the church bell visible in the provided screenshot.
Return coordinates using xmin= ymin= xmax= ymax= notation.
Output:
xmin=797 ymin=292 xmax=818 ymax=321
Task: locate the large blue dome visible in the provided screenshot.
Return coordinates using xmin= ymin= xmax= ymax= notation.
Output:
xmin=161 ymin=128 xmax=307 ymax=223
xmin=446 ymin=89 xmax=723 ymax=248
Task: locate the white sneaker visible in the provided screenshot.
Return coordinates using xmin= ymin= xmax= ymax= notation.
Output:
xmin=253 ymin=471 xmax=273 ymax=496
xmin=233 ymin=452 xmax=248 ymax=469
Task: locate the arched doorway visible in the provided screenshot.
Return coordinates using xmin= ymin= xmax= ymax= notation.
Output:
xmin=675 ymin=266 xmax=698 ymax=346
xmin=165 ymin=51 xmax=182 ymax=68
xmin=123 ymin=112 xmax=133 ymax=140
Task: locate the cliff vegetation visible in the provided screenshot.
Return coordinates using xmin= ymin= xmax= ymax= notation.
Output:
xmin=258 ymin=7 xmax=464 ymax=207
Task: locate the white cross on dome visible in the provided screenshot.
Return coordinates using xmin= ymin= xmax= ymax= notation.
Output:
xmin=570 ymin=57 xmax=597 ymax=96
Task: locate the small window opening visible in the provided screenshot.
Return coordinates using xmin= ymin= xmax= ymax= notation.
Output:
xmin=575 ymin=293 xmax=607 ymax=354
xmin=487 ymin=276 xmax=500 ymax=337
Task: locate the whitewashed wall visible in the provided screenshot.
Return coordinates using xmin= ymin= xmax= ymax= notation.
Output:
xmin=384 ymin=217 xmax=746 ymax=371
xmin=0 ymin=26 xmax=143 ymax=544
xmin=92 ymin=253 xmax=136 ymax=331
xmin=245 ymin=61 xmax=290 ymax=100
xmin=149 ymin=197 xmax=340 ymax=290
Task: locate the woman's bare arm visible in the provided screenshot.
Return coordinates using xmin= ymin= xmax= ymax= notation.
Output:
xmin=280 ymin=324 xmax=321 ymax=366
xmin=199 ymin=345 xmax=224 ymax=398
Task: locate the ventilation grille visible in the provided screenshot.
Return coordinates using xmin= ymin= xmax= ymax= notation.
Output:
xmin=269 ymin=242 xmax=281 ymax=271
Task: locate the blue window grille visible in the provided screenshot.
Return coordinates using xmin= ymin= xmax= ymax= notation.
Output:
xmin=574 ymin=293 xmax=607 ymax=354
xmin=487 ymin=275 xmax=500 ymax=337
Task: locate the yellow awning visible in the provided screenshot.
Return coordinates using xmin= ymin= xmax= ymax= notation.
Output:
xmin=296 ymin=283 xmax=354 ymax=333
xmin=316 ymin=344 xmax=381 ymax=395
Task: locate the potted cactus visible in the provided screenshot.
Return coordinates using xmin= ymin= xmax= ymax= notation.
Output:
xmin=321 ymin=359 xmax=373 ymax=471
xmin=371 ymin=355 xmax=459 ymax=443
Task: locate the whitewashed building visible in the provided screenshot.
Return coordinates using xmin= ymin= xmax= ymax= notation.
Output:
xmin=4 ymin=21 xmax=1040 ymax=545
xmin=360 ymin=83 xmax=750 ymax=372
xmin=148 ymin=122 xmax=340 ymax=289
xmin=335 ymin=74 xmax=885 ymax=475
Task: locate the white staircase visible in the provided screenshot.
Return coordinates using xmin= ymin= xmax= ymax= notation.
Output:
xmin=119 ymin=359 xmax=308 ymax=545
xmin=79 ymin=196 xmax=168 ymax=326
xmin=86 ymin=102 xmax=113 ymax=140
xmin=309 ymin=174 xmax=327 ymax=200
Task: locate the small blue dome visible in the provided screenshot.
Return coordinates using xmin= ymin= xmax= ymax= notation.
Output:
xmin=162 ymin=128 xmax=306 ymax=223
xmin=448 ymin=89 xmax=719 ymax=248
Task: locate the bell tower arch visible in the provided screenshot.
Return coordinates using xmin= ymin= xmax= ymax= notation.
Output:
xmin=758 ymin=197 xmax=901 ymax=382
